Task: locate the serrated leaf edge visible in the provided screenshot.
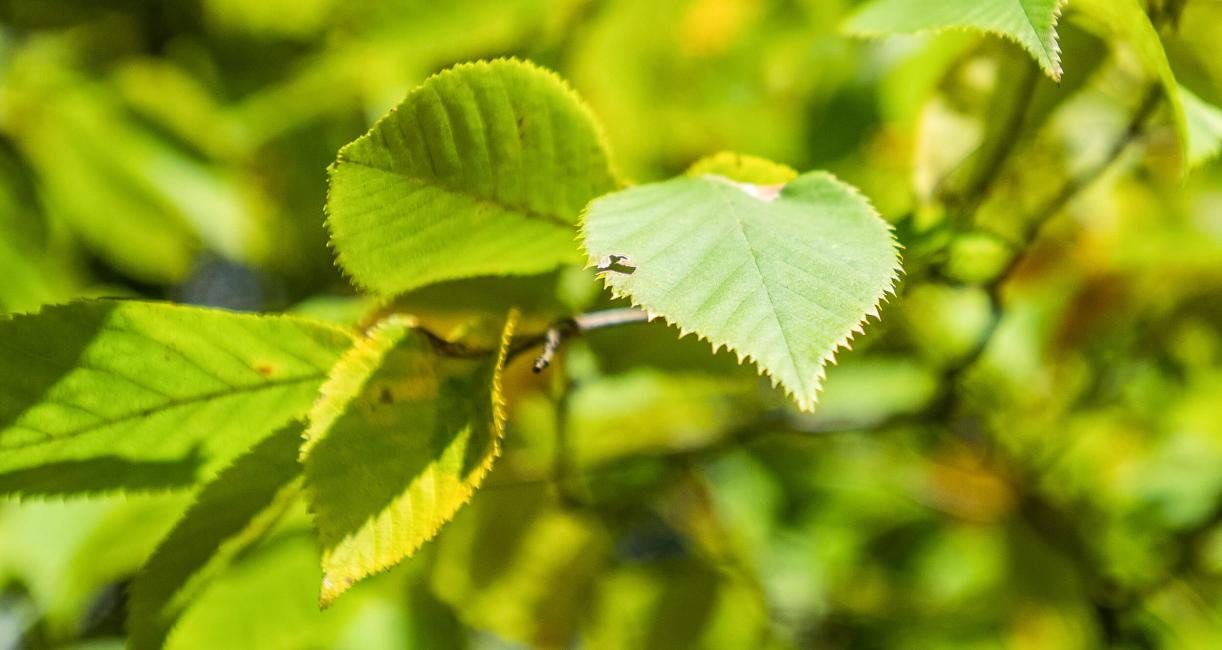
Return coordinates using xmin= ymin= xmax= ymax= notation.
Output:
xmin=323 ymin=57 xmax=622 ymax=297
xmin=843 ymin=0 xmax=1066 ymax=82
xmin=302 ymin=311 xmax=518 ymax=607
xmin=0 ymin=299 xmax=354 ymax=501
xmin=126 ymin=440 xmax=304 ymax=650
xmin=576 ymin=171 xmax=902 ymax=412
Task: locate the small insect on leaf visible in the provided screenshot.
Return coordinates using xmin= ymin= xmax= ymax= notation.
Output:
xmin=596 ymin=254 xmax=637 ymax=275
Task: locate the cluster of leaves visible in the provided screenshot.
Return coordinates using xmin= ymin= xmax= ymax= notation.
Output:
xmin=2 ymin=0 xmax=1222 ymax=648
xmin=3 ymin=50 xmax=902 ymax=643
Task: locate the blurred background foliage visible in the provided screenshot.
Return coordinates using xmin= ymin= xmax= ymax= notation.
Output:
xmin=2 ymin=0 xmax=1222 ymax=648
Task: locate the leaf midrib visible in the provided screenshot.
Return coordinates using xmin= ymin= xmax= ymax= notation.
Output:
xmin=1014 ymin=0 xmax=1055 ymax=67
xmin=707 ymin=180 xmax=809 ymax=399
xmin=0 ymin=373 xmax=325 ymax=451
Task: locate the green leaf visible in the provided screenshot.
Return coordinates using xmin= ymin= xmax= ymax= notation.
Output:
xmin=302 ymin=311 xmax=517 ymax=606
xmin=0 ymin=172 xmax=73 ymax=314
xmin=844 ymin=0 xmax=1066 ymax=81
xmin=163 ymin=533 xmax=388 ymax=650
xmin=430 ymin=481 xmax=611 ymax=648
xmin=685 ymin=151 xmax=798 ymax=186
xmin=0 ymin=300 xmax=353 ymax=496
xmin=1181 ymin=84 xmax=1222 ymax=169
xmin=1070 ymin=0 xmax=1189 ymax=172
xmin=2 ymin=51 xmax=263 ymax=284
xmin=128 ymin=423 xmax=305 ymax=650
xmin=568 ymin=369 xmax=756 ymax=467
xmin=581 ymin=169 xmax=900 ymax=411
xmin=0 ymin=493 xmax=187 ymax=635
xmin=583 ymin=557 xmax=774 ymax=650
xmin=326 ymin=58 xmax=618 ymax=297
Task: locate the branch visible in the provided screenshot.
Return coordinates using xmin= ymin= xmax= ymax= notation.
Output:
xmin=956 ymin=58 xmax=1041 ymax=211
xmin=507 ymin=307 xmax=651 ymax=372
xmin=946 ymin=84 xmax=1162 ymax=386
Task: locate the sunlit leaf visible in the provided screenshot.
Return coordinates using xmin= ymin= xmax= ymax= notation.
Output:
xmin=128 ymin=424 xmax=305 ymax=650
xmin=581 ymin=168 xmax=901 ymax=411
xmin=326 ymin=58 xmax=618 ymax=296
xmin=302 ymin=311 xmax=516 ymax=606
xmin=1181 ymin=84 xmax=1222 ymax=169
xmin=1071 ymin=0 xmax=1189 ymax=172
xmin=685 ymin=151 xmax=797 ymax=186
xmin=845 ymin=0 xmax=1067 ymax=81
xmin=0 ymin=300 xmax=352 ymax=496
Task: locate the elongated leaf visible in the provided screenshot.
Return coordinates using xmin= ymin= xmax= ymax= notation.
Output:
xmin=3 ymin=52 xmax=263 ymax=284
xmin=0 ymin=300 xmax=352 ymax=496
xmin=0 ymin=150 xmax=74 ymax=314
xmin=326 ymin=59 xmax=618 ymax=296
xmin=302 ymin=311 xmax=516 ymax=606
xmin=1071 ymin=0 xmax=1189 ymax=172
xmin=128 ymin=423 xmax=305 ymax=650
xmin=581 ymin=168 xmax=900 ymax=411
xmin=1181 ymin=84 xmax=1222 ymax=169
xmin=845 ymin=0 xmax=1066 ymax=81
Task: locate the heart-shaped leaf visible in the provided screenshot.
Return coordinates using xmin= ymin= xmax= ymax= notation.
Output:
xmin=581 ymin=168 xmax=900 ymax=411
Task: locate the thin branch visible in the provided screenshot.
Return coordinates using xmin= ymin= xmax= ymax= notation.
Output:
xmin=854 ymin=84 xmax=1164 ymax=436
xmin=508 ymin=307 xmax=651 ymax=372
xmin=572 ymin=307 xmax=652 ymax=331
xmin=956 ymin=58 xmax=1041 ymax=210
xmin=946 ymin=84 xmax=1162 ymax=386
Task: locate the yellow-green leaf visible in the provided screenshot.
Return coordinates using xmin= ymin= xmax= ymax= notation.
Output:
xmin=302 ymin=311 xmax=517 ymax=606
xmin=326 ymin=59 xmax=618 ymax=296
xmin=1071 ymin=0 xmax=1189 ymax=172
xmin=128 ymin=423 xmax=305 ymax=650
xmin=685 ymin=151 xmax=798 ymax=186
xmin=1181 ymin=84 xmax=1222 ymax=169
xmin=0 ymin=300 xmax=353 ymax=497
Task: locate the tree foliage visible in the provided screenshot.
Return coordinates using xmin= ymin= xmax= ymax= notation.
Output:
xmin=1 ymin=1 xmax=1222 ymax=648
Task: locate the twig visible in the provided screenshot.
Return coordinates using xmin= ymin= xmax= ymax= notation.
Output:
xmin=510 ymin=307 xmax=651 ymax=372
xmin=852 ymin=84 xmax=1164 ymax=436
xmin=956 ymin=58 xmax=1041 ymax=212
xmin=945 ymin=84 xmax=1162 ymax=388
xmin=533 ymin=327 xmax=566 ymax=372
xmin=921 ymin=84 xmax=1171 ymax=642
